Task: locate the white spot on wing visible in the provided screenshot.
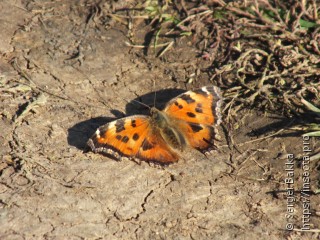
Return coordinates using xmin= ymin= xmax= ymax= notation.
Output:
xmin=95 ymin=129 xmax=100 ymax=138
xmin=202 ymin=86 xmax=210 ymax=95
xmin=108 ymin=121 xmax=116 ymax=128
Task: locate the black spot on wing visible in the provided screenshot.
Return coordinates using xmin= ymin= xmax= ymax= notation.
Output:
xmin=122 ymin=136 xmax=129 ymax=143
xmin=115 ymin=119 xmax=126 ymax=133
xmin=133 ymin=133 xmax=139 ymax=141
xmin=131 ymin=119 xmax=136 ymax=127
xmin=189 ymin=123 xmax=203 ymax=132
xmin=174 ymin=101 xmax=183 ymax=109
xmin=142 ymin=139 xmax=154 ymax=151
xmin=116 ymin=134 xmax=129 ymax=142
xmin=195 ymin=103 xmax=203 ymax=113
xmin=180 ymin=94 xmax=196 ymax=104
xmin=197 ymin=126 xmax=217 ymax=153
xmin=187 ymin=112 xmax=196 ymax=118
xmin=116 ymin=135 xmax=122 ymax=140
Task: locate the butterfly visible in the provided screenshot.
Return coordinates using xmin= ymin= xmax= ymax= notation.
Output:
xmin=87 ymin=86 xmax=222 ymax=164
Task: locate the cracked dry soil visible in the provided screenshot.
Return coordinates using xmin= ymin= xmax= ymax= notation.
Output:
xmin=0 ymin=1 xmax=319 ymax=240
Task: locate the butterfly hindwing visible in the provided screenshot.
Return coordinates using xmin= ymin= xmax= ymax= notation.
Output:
xmin=174 ymin=121 xmax=219 ymax=153
xmin=136 ymin=132 xmax=179 ymax=163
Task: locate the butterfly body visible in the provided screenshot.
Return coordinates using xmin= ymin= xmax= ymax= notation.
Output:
xmin=87 ymin=86 xmax=222 ymax=164
xmin=150 ymin=107 xmax=187 ymax=151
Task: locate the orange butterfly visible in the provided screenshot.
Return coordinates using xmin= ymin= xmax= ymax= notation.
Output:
xmin=87 ymin=86 xmax=222 ymax=164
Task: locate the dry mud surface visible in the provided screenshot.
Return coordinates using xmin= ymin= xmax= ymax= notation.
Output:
xmin=0 ymin=1 xmax=319 ymax=239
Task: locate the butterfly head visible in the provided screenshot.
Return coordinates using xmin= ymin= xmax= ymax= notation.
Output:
xmin=150 ymin=107 xmax=163 ymax=123
xmin=150 ymin=107 xmax=172 ymax=130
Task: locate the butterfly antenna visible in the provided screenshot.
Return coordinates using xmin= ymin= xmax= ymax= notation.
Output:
xmin=130 ymin=99 xmax=151 ymax=109
xmin=108 ymin=87 xmax=151 ymax=111
xmin=115 ymin=94 xmax=151 ymax=110
xmin=153 ymin=79 xmax=157 ymax=107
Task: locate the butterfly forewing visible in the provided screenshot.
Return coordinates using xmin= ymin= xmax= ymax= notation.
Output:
xmin=88 ymin=116 xmax=150 ymax=158
xmin=88 ymin=115 xmax=179 ymax=163
xmin=162 ymin=86 xmax=222 ymax=153
xmin=163 ymin=86 xmax=222 ymax=126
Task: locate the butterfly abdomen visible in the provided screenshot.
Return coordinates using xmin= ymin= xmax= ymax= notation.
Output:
xmin=160 ymin=126 xmax=186 ymax=150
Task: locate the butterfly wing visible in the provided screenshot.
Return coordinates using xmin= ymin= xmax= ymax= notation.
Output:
xmin=174 ymin=121 xmax=219 ymax=153
xmin=163 ymin=86 xmax=222 ymax=152
xmin=87 ymin=115 xmax=179 ymax=163
xmin=136 ymin=130 xmax=179 ymax=164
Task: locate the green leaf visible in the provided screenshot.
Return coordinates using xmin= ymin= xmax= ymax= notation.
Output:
xmin=213 ymin=10 xmax=227 ymax=20
xmin=161 ymin=13 xmax=175 ymax=22
xmin=180 ymin=31 xmax=192 ymax=36
xmin=154 ymin=27 xmax=162 ymax=54
xmin=300 ymin=19 xmax=319 ymax=29
xmin=301 ymin=98 xmax=320 ymax=115
xmin=145 ymin=6 xmax=156 ymax=12
xmin=303 ymin=131 xmax=320 ymax=137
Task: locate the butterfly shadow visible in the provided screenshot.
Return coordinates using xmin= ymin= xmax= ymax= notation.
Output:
xmin=67 ymin=88 xmax=186 ymax=151
xmin=68 ymin=116 xmax=115 ymax=151
xmin=125 ymin=88 xmax=186 ymax=115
